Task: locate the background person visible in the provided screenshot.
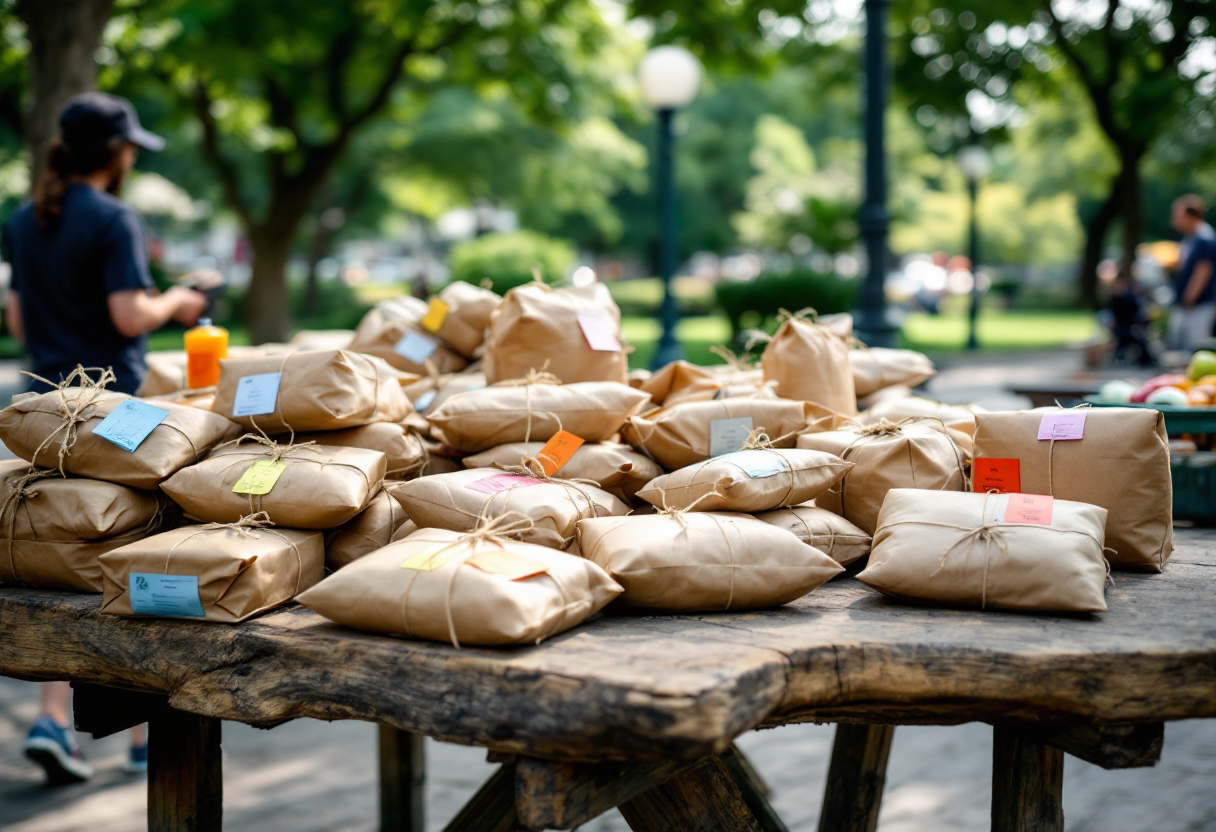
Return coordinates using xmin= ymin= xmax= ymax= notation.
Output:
xmin=1168 ymin=195 xmax=1216 ymax=353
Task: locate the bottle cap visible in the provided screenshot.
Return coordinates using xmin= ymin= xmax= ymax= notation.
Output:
xmin=198 ymin=317 xmax=212 ymax=328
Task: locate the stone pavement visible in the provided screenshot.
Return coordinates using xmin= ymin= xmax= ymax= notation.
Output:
xmin=2 ymin=349 xmax=1214 ymax=831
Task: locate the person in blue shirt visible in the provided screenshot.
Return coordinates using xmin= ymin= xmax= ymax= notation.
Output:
xmin=1168 ymin=195 xmax=1216 ymax=353
xmin=4 ymin=93 xmax=207 ymax=783
xmin=3 ymin=92 xmax=207 ymax=395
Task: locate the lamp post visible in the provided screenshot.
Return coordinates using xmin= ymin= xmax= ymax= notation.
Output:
xmin=853 ymin=0 xmax=898 ymax=348
xmin=638 ymin=45 xmax=701 ymax=369
xmin=958 ymin=144 xmax=991 ymax=351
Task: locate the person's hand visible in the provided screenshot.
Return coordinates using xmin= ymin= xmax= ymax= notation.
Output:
xmin=178 ymin=269 xmax=224 ymax=291
xmin=166 ymin=286 xmax=208 ymax=326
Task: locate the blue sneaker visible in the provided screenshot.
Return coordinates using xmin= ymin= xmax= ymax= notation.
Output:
xmin=124 ymin=742 xmax=148 ymax=774
xmin=22 ymin=716 xmax=94 ymax=784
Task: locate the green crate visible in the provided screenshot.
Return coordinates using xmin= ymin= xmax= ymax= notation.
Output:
xmin=1086 ymin=400 xmax=1216 ymax=434
xmin=1172 ymin=453 xmax=1216 ymax=521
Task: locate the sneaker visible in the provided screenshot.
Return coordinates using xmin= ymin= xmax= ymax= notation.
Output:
xmin=123 ymin=742 xmax=149 ymax=774
xmin=22 ymin=716 xmax=94 ymax=784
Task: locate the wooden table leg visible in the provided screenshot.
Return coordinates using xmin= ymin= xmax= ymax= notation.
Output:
xmin=442 ymin=763 xmax=521 ymax=832
xmin=817 ymin=722 xmax=895 ymax=832
xmin=379 ymin=725 xmax=425 ymax=832
xmin=618 ymin=755 xmax=766 ymax=832
xmin=992 ymin=726 xmax=1064 ymax=832
xmin=147 ymin=707 xmax=222 ymax=832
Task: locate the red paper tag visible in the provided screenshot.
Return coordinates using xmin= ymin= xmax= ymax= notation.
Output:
xmin=535 ymin=430 xmax=585 ymax=476
xmin=465 ymin=473 xmax=542 ymax=494
xmin=973 ymin=458 xmax=1020 ymax=494
xmin=1004 ymin=494 xmax=1053 ymax=526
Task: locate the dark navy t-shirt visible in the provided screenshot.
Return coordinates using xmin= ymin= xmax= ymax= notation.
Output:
xmin=3 ymin=184 xmax=153 ymax=394
xmin=1174 ymin=234 xmax=1216 ymax=307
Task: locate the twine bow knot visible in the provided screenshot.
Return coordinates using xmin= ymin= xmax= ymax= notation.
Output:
xmin=491 ymin=362 xmax=563 ymax=442
xmin=22 ymin=366 xmax=117 ymax=476
xmin=708 ymin=345 xmax=758 ymax=372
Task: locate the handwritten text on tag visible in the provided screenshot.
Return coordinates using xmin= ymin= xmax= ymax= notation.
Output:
xmin=709 ymin=417 xmax=753 ymax=457
xmin=92 ymin=399 xmax=170 ymax=452
xmin=1004 ymin=493 xmax=1054 ymax=526
xmin=232 ymin=372 xmax=281 ymax=418
xmin=1037 ymin=412 xmax=1086 ymax=441
xmin=232 ymin=459 xmax=288 ymax=495
xmin=536 ymin=430 xmax=585 ymax=476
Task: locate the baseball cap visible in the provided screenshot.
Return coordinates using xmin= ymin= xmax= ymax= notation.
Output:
xmin=59 ymin=92 xmax=165 ymax=153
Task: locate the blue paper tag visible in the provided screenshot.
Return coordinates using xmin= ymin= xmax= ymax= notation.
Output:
xmin=232 ymin=372 xmax=281 ymax=418
xmin=92 ymin=399 xmax=170 ymax=452
xmin=394 ymin=331 xmax=437 ymax=365
xmin=413 ymin=389 xmax=437 ymax=413
xmin=717 ymin=450 xmax=790 ymax=479
xmin=709 ymin=417 xmax=753 ymax=457
xmin=129 ymin=573 xmax=205 ymax=618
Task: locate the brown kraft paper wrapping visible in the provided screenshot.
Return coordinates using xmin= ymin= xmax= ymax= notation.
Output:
xmin=483 ymin=282 xmax=628 ymax=385
xmin=326 ymin=490 xmax=413 ymax=570
xmin=212 ymin=350 xmax=412 ymax=432
xmin=849 ymin=347 xmax=936 ymax=398
xmin=638 ymin=361 xmax=723 ymax=407
xmin=348 ymin=297 xmax=470 ymax=375
xmin=281 ymin=421 xmax=426 ymax=479
xmin=428 ymin=380 xmax=651 ymax=453
xmin=0 ymin=371 xmax=239 ymax=490
xmin=100 ymin=518 xmax=324 ymax=623
xmin=753 ymin=503 xmax=872 ymax=567
xmin=463 ymin=441 xmax=663 ymax=503
xmin=432 ymin=281 xmax=502 ymax=358
xmin=0 ymin=462 xmax=181 ymax=592
xmin=761 ymin=312 xmax=857 ymax=414
xmin=972 ymin=407 xmax=1172 ymax=571
xmin=386 ymin=467 xmax=628 ymax=550
xmin=857 ymin=489 xmax=1110 ymax=613
xmin=637 ymin=448 xmax=851 ymax=513
xmin=161 ymin=441 xmax=386 ymax=529
xmin=797 ymin=420 xmax=968 ymax=536
xmin=863 ymin=396 xmax=985 ymax=456
xmin=297 ymin=525 xmax=621 ymax=646
xmin=621 ymin=398 xmax=844 ymax=471
xmin=576 ymin=512 xmax=843 ymax=611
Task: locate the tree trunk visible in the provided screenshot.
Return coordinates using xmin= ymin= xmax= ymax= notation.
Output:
xmin=16 ymin=0 xmax=115 ymax=189
xmin=303 ymin=219 xmax=335 ymax=319
xmin=1079 ymin=179 xmax=1122 ymax=309
xmin=1117 ymin=145 xmax=1146 ymax=272
xmin=246 ymin=226 xmax=294 ymax=344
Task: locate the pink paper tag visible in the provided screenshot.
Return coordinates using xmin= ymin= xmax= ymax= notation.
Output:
xmin=577 ymin=311 xmax=622 ymax=352
xmin=465 ymin=473 xmax=542 ymax=494
xmin=1037 ymin=412 xmax=1086 ymax=441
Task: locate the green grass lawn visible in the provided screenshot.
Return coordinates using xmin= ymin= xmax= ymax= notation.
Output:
xmin=899 ymin=310 xmax=1099 ymax=354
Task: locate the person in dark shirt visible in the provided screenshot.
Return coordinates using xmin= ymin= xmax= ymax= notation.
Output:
xmin=3 ymin=93 xmax=207 ymax=785
xmin=2 ymin=92 xmax=206 ymax=395
xmin=1168 ymin=195 xmax=1216 ymax=352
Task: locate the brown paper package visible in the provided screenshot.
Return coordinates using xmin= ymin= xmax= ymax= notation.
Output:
xmin=428 ymin=382 xmax=652 ymax=453
xmin=463 ymin=441 xmax=662 ymax=503
xmin=433 ymin=281 xmax=502 ymax=358
xmin=137 ymin=345 xmax=293 ymax=397
xmin=797 ymin=422 xmax=968 ymax=535
xmin=161 ymin=443 xmax=386 ymax=529
xmin=288 ymin=329 xmax=355 ymax=351
xmin=576 ymin=512 xmax=843 ymax=611
xmin=638 ymin=361 xmax=722 ymax=407
xmin=212 ymin=350 xmax=413 ymax=432
xmin=761 ymin=315 xmax=857 ymax=414
xmin=637 ymin=449 xmax=852 ymax=513
xmin=0 ymin=389 xmax=239 ymax=490
xmin=0 ymin=461 xmax=181 ymax=592
xmin=753 ymin=503 xmax=871 ymax=566
xmin=100 ymin=524 xmax=324 ymax=623
xmin=348 ymin=300 xmax=470 ymax=376
xmin=403 ymin=371 xmax=486 ymax=418
xmin=863 ymin=396 xmax=985 ymax=455
xmin=280 ymin=421 xmax=426 ymax=479
xmin=326 ymin=490 xmax=413 ymax=570
xmin=857 ymin=489 xmax=1110 ymax=613
xmin=297 ymin=527 xmax=621 ymax=646
xmin=972 ymin=407 xmax=1172 ymax=571
xmin=387 ymin=468 xmax=629 ymax=550
xmin=483 ymin=282 xmax=628 ymax=385
xmin=849 ymin=347 xmax=936 ymax=398
xmin=622 ymin=399 xmax=844 ymax=471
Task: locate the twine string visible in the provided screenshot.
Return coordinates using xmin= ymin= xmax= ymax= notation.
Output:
xmin=23 ymin=366 xmax=117 ymax=475
xmin=1 ymin=467 xmax=63 ymax=585
xmin=161 ymin=511 xmax=306 ymax=599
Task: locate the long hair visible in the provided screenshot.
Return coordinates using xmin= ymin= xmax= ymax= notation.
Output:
xmin=33 ymin=135 xmax=128 ymax=229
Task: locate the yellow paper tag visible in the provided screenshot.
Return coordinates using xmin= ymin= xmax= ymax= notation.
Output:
xmin=536 ymin=430 xmax=585 ymax=476
xmin=467 ymin=550 xmax=549 ymax=581
xmin=232 ymin=460 xmax=287 ymax=495
xmin=421 ymin=298 xmax=449 ymax=333
xmin=399 ymin=546 xmax=457 ymax=571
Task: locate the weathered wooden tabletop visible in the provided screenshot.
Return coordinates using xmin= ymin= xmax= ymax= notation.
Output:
xmin=2 ymin=532 xmax=1214 ymax=765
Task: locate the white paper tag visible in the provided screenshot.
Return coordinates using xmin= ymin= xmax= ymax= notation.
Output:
xmin=716 ymin=450 xmax=789 ymax=478
xmin=395 ymin=331 xmax=438 ymax=365
xmin=129 ymin=573 xmax=205 ymax=618
xmin=577 ymin=311 xmax=622 ymax=352
xmin=413 ymin=389 xmax=437 ymax=413
xmin=709 ymin=416 xmax=753 ymax=457
xmin=232 ymin=372 xmax=281 ymax=418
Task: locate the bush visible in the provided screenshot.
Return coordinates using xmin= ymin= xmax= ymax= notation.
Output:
xmin=215 ymin=278 xmax=372 ymax=334
xmin=448 ymin=230 xmax=577 ymax=295
xmin=607 ymin=277 xmax=719 ymax=318
xmin=714 ymin=269 xmax=858 ymax=335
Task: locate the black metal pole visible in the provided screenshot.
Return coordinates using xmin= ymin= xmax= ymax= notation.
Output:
xmin=966 ymin=177 xmax=981 ymax=350
xmin=853 ymin=0 xmax=897 ymax=347
xmin=652 ymin=107 xmax=683 ymax=369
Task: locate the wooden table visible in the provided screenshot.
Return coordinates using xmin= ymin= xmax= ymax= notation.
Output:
xmin=2 ymin=531 xmax=1214 ymax=831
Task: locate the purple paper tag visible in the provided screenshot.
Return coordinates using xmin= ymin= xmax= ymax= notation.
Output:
xmin=1037 ymin=412 xmax=1086 ymax=441
xmin=465 ymin=473 xmax=542 ymax=494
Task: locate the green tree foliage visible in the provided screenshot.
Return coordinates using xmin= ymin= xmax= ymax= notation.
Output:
xmin=448 ymin=229 xmax=576 ymax=294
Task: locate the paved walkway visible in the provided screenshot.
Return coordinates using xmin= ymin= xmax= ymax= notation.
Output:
xmin=2 ymin=349 xmax=1213 ymax=831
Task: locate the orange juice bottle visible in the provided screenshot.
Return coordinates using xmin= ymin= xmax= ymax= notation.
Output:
xmin=184 ymin=318 xmax=228 ymax=388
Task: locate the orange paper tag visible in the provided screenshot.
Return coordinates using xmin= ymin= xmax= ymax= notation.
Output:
xmin=1004 ymin=494 xmax=1053 ymax=526
xmin=467 ymin=550 xmax=549 ymax=581
xmin=535 ymin=430 xmax=585 ymax=476
xmin=973 ymin=458 xmax=1020 ymax=494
